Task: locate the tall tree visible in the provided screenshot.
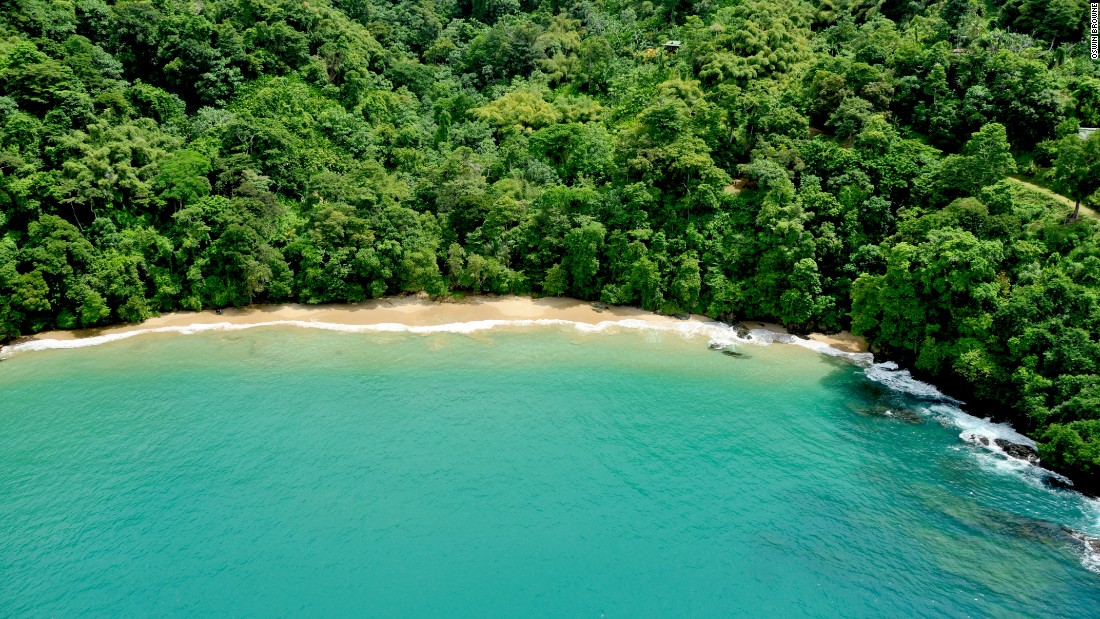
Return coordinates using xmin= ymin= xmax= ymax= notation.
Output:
xmin=1053 ymin=131 xmax=1100 ymax=220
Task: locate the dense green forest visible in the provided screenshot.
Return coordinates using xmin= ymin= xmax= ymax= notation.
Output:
xmin=2 ymin=0 xmax=1100 ymax=487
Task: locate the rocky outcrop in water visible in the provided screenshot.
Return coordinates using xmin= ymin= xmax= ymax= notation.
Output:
xmin=1069 ymin=531 xmax=1100 ymax=555
xmin=994 ymin=438 xmax=1041 ymax=465
xmin=1062 ymin=528 xmax=1100 ymax=572
xmin=1043 ymin=473 xmax=1075 ymax=490
xmin=960 ymin=433 xmax=1041 ymax=465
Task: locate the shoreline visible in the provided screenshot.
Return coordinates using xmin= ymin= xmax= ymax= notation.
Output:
xmin=5 ymin=295 xmax=870 ymax=354
xmin=7 ymin=295 xmax=1096 ymax=512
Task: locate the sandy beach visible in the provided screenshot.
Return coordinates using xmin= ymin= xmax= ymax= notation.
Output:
xmin=11 ymin=295 xmax=868 ymax=353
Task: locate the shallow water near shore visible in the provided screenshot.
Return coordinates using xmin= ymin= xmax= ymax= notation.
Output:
xmin=1 ymin=326 xmax=1098 ymax=616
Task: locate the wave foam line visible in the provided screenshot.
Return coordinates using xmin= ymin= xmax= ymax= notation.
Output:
xmin=731 ymin=327 xmax=1040 ymax=452
xmin=1080 ymin=499 xmax=1100 ymax=573
xmin=0 ymin=318 xmax=1043 ymax=450
xmin=1 ymin=318 xmax=881 ymax=363
xmin=0 ymin=318 xmax=753 ymax=357
xmin=857 ymin=363 xmax=1037 ymax=450
xmin=0 ymin=318 xmax=1036 ymax=438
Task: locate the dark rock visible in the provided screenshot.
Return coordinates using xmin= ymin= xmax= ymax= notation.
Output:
xmin=994 ymin=438 xmax=1041 ymax=465
xmin=731 ymin=322 xmax=752 ymax=339
xmin=672 ymin=312 xmax=690 ymax=320
xmin=591 ymin=302 xmax=609 ymax=312
xmin=1043 ymin=474 xmax=1075 ymax=490
xmin=962 ymin=433 xmax=990 ymax=447
xmin=708 ymin=342 xmax=725 ymax=350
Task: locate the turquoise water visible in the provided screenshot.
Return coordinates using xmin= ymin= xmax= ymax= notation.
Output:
xmin=1 ymin=325 xmax=1098 ymax=617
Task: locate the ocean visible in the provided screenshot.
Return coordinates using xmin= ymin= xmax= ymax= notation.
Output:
xmin=1 ymin=322 xmax=1098 ymax=616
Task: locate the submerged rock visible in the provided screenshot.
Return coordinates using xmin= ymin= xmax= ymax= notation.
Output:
xmin=882 ymin=408 xmax=924 ymax=423
xmin=848 ymin=401 xmax=924 ymax=423
xmin=929 ymin=491 xmax=1099 ymax=572
xmin=1080 ymin=534 xmax=1100 ymax=555
xmin=1062 ymin=528 xmax=1100 ymax=557
xmin=874 ymin=406 xmax=923 ymax=423
xmin=708 ymin=342 xmax=746 ymax=358
xmin=994 ymin=438 xmax=1040 ymax=465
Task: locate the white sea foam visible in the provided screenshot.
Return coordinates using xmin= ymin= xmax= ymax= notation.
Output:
xmin=1065 ymin=520 xmax=1100 ymax=574
xmin=863 ymin=362 xmax=960 ymax=401
xmin=1083 ymin=499 xmax=1100 ymax=573
xmin=0 ymin=317 xmax=738 ymax=357
xmin=1082 ymin=549 xmax=1100 ymax=574
xmin=855 ymin=359 xmax=1041 ymax=460
xmin=770 ymin=332 xmax=1043 ymax=462
xmin=0 ymin=316 xmax=1061 ymax=474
